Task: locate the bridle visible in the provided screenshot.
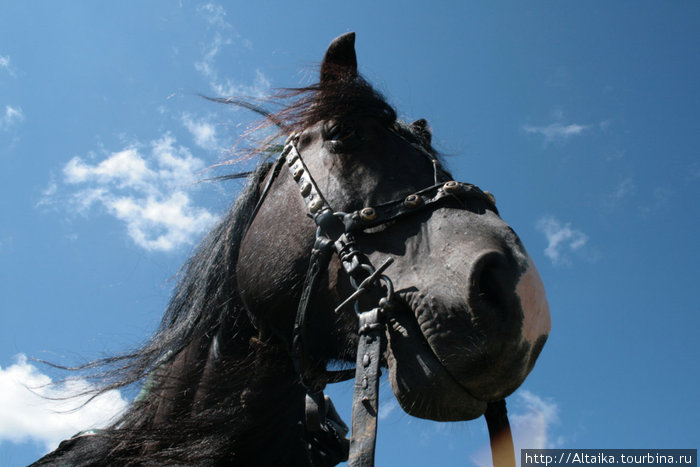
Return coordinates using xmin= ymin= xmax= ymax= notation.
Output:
xmin=244 ymin=125 xmax=515 ymax=467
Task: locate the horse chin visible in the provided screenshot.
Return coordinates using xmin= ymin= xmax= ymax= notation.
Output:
xmin=385 ymin=300 xmax=487 ymax=422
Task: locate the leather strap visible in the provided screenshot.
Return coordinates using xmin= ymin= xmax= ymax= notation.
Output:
xmin=348 ymin=307 xmax=383 ymax=467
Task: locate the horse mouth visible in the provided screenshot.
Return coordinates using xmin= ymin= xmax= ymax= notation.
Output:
xmin=384 ymin=293 xmax=488 ymax=422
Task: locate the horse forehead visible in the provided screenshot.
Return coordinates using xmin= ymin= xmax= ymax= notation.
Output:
xmin=299 ymin=125 xmax=434 ymax=207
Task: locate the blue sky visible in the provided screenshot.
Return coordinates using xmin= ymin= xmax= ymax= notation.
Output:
xmin=1 ymin=2 xmax=698 ymax=466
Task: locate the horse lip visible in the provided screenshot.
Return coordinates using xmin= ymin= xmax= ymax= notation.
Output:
xmin=391 ymin=291 xmax=478 ymax=396
xmin=384 ymin=292 xmax=487 ymax=420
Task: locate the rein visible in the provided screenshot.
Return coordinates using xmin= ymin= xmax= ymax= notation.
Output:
xmin=246 ymin=128 xmax=514 ymax=467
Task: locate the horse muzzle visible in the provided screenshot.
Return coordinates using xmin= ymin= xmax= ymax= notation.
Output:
xmin=384 ymin=240 xmax=550 ymax=421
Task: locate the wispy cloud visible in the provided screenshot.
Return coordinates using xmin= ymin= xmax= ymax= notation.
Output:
xmin=197 ymin=2 xmax=230 ymax=29
xmin=193 ymin=4 xmax=269 ymax=98
xmin=0 ymin=354 xmax=128 ymax=453
xmin=0 ymin=54 xmax=16 ymax=77
xmin=473 ymin=391 xmax=560 ymax=467
xmin=637 ymin=186 xmax=672 ymax=219
xmin=603 ymin=177 xmax=636 ymax=208
xmin=536 ymin=215 xmax=589 ymax=266
xmin=195 ymin=34 xmax=270 ymax=98
xmin=182 ymin=113 xmax=219 ymax=149
xmin=1 ymin=105 xmax=24 ymax=130
xmin=378 ymin=398 xmax=398 ymax=421
xmin=522 ymin=122 xmax=589 ymax=144
xmin=43 ymin=134 xmax=218 ymax=252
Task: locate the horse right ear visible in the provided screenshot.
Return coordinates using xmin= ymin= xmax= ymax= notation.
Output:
xmin=320 ymin=32 xmax=358 ymax=84
xmin=410 ymin=119 xmax=432 ymax=145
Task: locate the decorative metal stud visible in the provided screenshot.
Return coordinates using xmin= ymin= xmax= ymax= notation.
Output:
xmin=362 ymin=354 xmax=370 ymax=367
xmin=286 ymin=150 xmax=299 ymax=165
xmin=285 ymin=132 xmax=298 ymax=146
xmin=484 ymin=190 xmax=496 ymax=206
xmin=292 ymin=166 xmax=304 ymax=181
xmin=404 ymin=194 xmax=421 ymax=208
xmin=360 ymin=207 xmax=377 ymax=222
xmin=309 ymin=198 xmax=323 ymax=213
xmin=443 ymin=180 xmax=460 ymax=194
xmin=300 ymin=182 xmax=312 ymax=197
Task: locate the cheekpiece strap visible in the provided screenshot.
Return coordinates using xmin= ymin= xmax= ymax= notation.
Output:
xmin=348 ymin=307 xmax=383 ymax=467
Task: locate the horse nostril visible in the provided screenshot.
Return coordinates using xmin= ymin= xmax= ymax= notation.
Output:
xmin=469 ymin=251 xmax=517 ymax=313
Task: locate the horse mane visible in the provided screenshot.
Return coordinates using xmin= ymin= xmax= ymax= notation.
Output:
xmin=35 ymin=72 xmax=438 ymax=465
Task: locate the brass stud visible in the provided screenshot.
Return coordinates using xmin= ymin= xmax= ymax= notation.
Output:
xmin=404 ymin=194 xmax=421 ymax=208
xmin=286 ymin=150 xmax=299 ymax=165
xmin=443 ymin=180 xmax=460 ymax=194
xmin=300 ymin=182 xmax=312 ymax=197
xmin=309 ymin=198 xmax=323 ymax=213
xmin=292 ymin=166 xmax=304 ymax=181
xmin=360 ymin=207 xmax=377 ymax=221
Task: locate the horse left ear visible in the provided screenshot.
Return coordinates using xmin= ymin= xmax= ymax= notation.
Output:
xmin=320 ymin=32 xmax=358 ymax=83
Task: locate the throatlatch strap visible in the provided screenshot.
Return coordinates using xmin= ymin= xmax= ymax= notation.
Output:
xmin=348 ymin=308 xmax=383 ymax=467
xmin=484 ymin=400 xmax=516 ymax=467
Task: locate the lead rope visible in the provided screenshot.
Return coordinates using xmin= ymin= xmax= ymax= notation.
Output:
xmin=485 ymin=400 xmax=516 ymax=467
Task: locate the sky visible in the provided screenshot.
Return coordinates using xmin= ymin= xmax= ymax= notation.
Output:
xmin=1 ymin=2 xmax=698 ymax=466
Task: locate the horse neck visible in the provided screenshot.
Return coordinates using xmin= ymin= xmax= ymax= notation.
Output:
xmin=123 ymin=326 xmax=312 ymax=464
xmin=32 ymin=324 xmax=317 ymax=466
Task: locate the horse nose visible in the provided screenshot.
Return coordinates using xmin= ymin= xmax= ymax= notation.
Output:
xmin=468 ymin=250 xmax=520 ymax=326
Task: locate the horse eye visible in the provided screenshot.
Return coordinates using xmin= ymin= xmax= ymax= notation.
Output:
xmin=323 ymin=122 xmax=361 ymax=152
xmin=324 ymin=122 xmax=357 ymax=142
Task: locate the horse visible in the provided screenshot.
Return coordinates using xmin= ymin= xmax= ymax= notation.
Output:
xmin=33 ymin=32 xmax=550 ymax=467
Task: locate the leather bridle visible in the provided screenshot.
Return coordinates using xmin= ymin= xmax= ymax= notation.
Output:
xmin=243 ymin=126 xmax=514 ymax=467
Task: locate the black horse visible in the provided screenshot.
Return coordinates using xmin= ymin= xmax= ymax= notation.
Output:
xmin=34 ymin=33 xmax=550 ymax=467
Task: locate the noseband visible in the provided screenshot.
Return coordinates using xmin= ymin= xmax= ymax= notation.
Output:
xmin=245 ymin=127 xmax=514 ymax=467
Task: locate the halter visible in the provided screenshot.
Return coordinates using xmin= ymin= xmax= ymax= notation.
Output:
xmin=247 ymin=127 xmax=514 ymax=467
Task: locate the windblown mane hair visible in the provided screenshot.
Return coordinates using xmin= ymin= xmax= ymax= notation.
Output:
xmin=34 ymin=72 xmax=436 ymax=465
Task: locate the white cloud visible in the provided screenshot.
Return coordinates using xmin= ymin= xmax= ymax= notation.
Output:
xmin=48 ymin=134 xmax=218 ymax=252
xmin=1 ymin=105 xmax=24 ymax=129
xmin=510 ymin=390 xmax=560 ymax=451
xmin=536 ymin=215 xmax=588 ymax=266
xmin=182 ymin=113 xmax=219 ymax=149
xmin=0 ymin=354 xmax=128 ymax=453
xmin=472 ymin=391 xmax=560 ymax=467
xmin=523 ymin=122 xmax=589 ymax=144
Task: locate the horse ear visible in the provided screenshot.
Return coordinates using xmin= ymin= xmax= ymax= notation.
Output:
xmin=320 ymin=32 xmax=358 ymax=83
xmin=410 ymin=118 xmax=432 ymax=145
